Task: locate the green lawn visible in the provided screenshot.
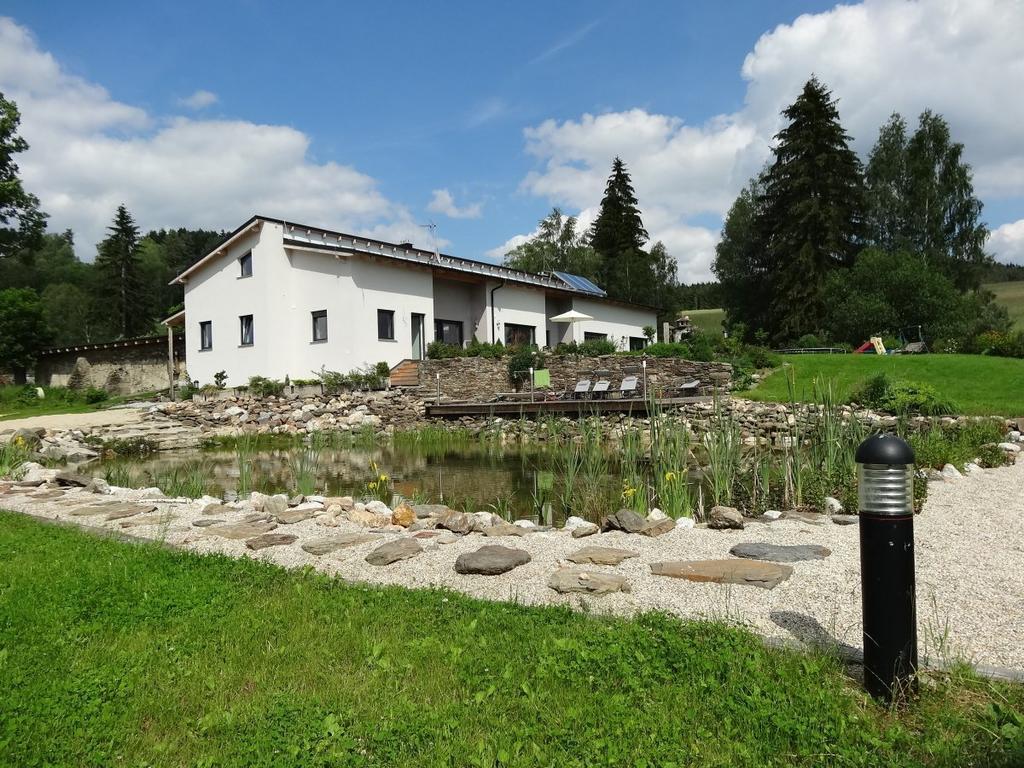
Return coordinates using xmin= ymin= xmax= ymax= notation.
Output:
xmin=678 ymin=307 xmax=726 ymax=336
xmin=741 ymin=354 xmax=1024 ymax=416
xmin=986 ymin=281 xmax=1024 ymax=330
xmin=2 ymin=512 xmax=1022 ymax=767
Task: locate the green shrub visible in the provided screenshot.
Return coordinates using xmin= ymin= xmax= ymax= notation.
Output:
xmin=851 ymin=373 xmax=957 ymax=416
xmin=551 ymin=339 xmax=617 ymax=356
xmin=908 ymin=421 xmax=1006 ymax=469
xmin=213 ymin=370 xmax=228 ymax=389
xmin=507 ymin=345 xmax=544 ymax=387
xmin=427 ymin=341 xmax=464 ymax=359
xmin=246 ymin=376 xmax=286 ymax=398
xmin=795 ymin=333 xmax=824 ymax=348
xmin=315 ymin=363 xmax=389 ymax=394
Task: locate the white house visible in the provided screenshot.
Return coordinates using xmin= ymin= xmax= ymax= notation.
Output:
xmin=169 ymin=215 xmax=658 ymax=386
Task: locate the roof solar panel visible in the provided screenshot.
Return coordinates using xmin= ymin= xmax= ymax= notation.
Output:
xmin=552 ymin=270 xmax=607 ymax=296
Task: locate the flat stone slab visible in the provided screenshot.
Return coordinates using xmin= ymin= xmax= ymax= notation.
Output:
xmin=245 ymin=533 xmax=297 ymax=551
xmin=482 ymin=522 xmax=526 ymax=537
xmin=412 ymin=504 xmax=455 ymax=519
xmin=650 ymin=559 xmax=793 ymax=590
xmin=192 ymin=518 xmax=225 ymax=527
xmin=274 ymin=508 xmax=314 ymax=525
xmin=729 ymin=543 xmax=831 ymax=563
xmin=547 ymin=567 xmax=630 ymax=595
xmin=119 ymin=514 xmax=175 ymax=528
xmin=365 ymin=538 xmax=424 ymax=566
xmin=640 ymin=518 xmax=676 ymax=537
xmin=27 ymin=490 xmax=66 ymax=500
xmin=301 ymin=533 xmax=383 ymax=556
xmin=567 ymin=545 xmax=639 ymax=566
xmin=200 ymin=503 xmax=237 ymax=516
xmin=455 ymin=545 xmax=531 ymax=575
xmin=781 ymin=510 xmax=826 ymax=526
xmin=206 ymin=520 xmax=278 ymax=539
xmin=69 ymin=503 xmax=156 ymax=518
xmin=831 ymin=514 xmax=859 ymax=526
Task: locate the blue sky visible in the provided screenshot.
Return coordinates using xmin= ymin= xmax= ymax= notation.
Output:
xmin=2 ymin=0 xmax=1023 ymax=276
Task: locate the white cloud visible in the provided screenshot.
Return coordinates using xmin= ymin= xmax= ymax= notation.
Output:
xmin=178 ymin=89 xmax=218 ymax=110
xmin=508 ymin=0 xmax=1024 ymax=282
xmin=0 ymin=17 xmax=425 ymax=259
xmin=427 ymin=188 xmax=483 ymax=219
xmin=989 ymin=220 xmax=1024 ymax=265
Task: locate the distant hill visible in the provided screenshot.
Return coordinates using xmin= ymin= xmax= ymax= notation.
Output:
xmin=985 ymin=280 xmax=1024 ymax=329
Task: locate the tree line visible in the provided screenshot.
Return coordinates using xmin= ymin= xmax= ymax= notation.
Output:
xmin=713 ymin=77 xmax=1013 ymax=350
xmin=0 ymin=91 xmax=223 ymax=378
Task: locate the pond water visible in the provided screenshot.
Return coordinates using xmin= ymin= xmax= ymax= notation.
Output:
xmin=87 ymin=439 xmax=706 ymax=524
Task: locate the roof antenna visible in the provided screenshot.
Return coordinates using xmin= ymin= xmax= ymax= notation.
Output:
xmin=420 ymin=220 xmax=439 ymax=260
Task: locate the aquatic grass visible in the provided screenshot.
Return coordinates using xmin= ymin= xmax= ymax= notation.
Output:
xmin=0 ymin=437 xmax=33 ymax=479
xmin=235 ymin=433 xmax=258 ymax=496
xmin=364 ymin=460 xmax=392 ymax=505
xmin=145 ymin=460 xmax=212 ymax=498
xmin=102 ymin=462 xmax=137 ymax=489
xmin=703 ymin=400 xmax=741 ymax=508
xmin=288 ymin=435 xmax=325 ymax=496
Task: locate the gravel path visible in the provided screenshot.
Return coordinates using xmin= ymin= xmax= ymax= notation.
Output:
xmin=0 ymin=407 xmax=146 ymax=432
xmin=3 ymin=459 xmax=1022 ymax=670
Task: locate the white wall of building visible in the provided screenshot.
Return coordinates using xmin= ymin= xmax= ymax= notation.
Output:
xmin=182 ymin=218 xmax=658 ymax=384
xmin=570 ymin=298 xmax=657 ymax=350
xmin=491 ymin=284 xmax=547 ymax=345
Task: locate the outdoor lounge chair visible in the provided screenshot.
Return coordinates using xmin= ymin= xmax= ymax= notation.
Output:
xmin=591 ymin=370 xmax=612 ymax=399
xmin=678 ymin=379 xmax=700 ymax=395
xmin=573 ymin=378 xmax=592 ymax=399
xmin=619 ymin=375 xmax=639 ymax=398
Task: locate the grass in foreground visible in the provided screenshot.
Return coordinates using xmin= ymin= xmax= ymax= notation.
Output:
xmin=1 ymin=512 xmax=1022 ymax=767
xmin=985 ymin=280 xmax=1024 ymax=330
xmin=741 ymin=354 xmax=1024 ymax=416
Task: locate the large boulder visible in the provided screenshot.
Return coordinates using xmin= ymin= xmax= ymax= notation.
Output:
xmin=392 ymin=502 xmax=416 ymax=528
xmin=454 ymin=545 xmax=531 ymax=575
xmin=601 ymin=508 xmax=646 ymax=534
xmin=707 ymin=505 xmax=744 ymax=530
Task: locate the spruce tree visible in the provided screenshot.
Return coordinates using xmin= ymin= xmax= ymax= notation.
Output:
xmin=756 ymin=77 xmax=864 ymax=341
xmin=95 ymin=204 xmax=148 ymax=338
xmin=589 ymin=157 xmax=652 ymax=303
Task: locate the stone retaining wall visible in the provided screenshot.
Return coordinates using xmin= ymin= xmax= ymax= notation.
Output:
xmin=419 ymin=355 xmax=732 ymax=402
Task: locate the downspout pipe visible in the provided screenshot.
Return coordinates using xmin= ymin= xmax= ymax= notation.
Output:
xmin=490 ymin=280 xmax=505 ymax=344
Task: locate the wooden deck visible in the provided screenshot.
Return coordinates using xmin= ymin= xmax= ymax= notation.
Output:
xmin=425 ymin=395 xmax=712 ymax=418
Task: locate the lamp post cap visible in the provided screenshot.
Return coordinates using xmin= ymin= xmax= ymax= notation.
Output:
xmin=856 ymin=434 xmax=915 ymax=466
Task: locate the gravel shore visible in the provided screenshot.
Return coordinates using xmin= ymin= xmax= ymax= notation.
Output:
xmin=3 ymin=459 xmax=1022 ymax=670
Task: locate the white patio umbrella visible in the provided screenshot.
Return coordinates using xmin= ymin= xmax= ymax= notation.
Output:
xmin=549 ymin=309 xmax=594 ymax=344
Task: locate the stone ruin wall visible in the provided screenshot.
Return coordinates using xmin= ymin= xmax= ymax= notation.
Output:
xmin=34 ymin=337 xmax=185 ymax=396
